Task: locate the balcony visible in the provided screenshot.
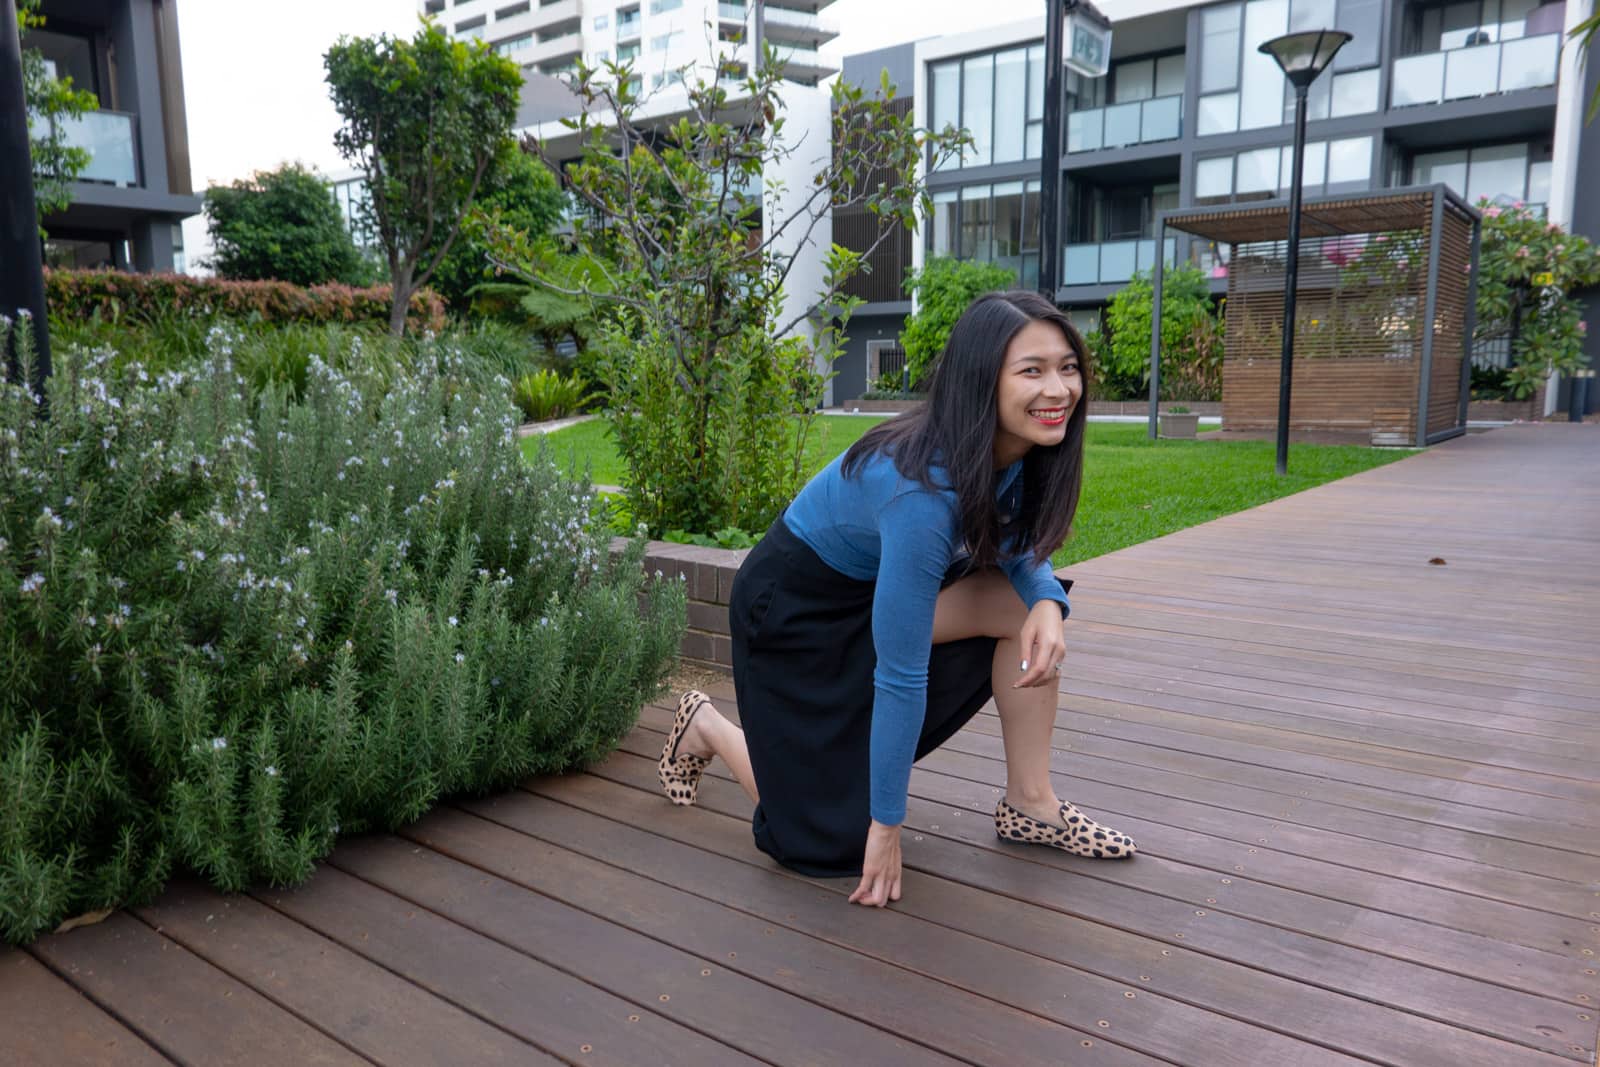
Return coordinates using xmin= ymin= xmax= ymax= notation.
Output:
xmin=1062 ymin=238 xmax=1176 ymax=286
xmin=616 ymin=11 xmax=642 ymax=40
xmin=1390 ymin=33 xmax=1559 ymax=108
xmin=60 ymin=109 xmax=139 ymax=188
xmin=769 ymin=40 xmax=834 ymax=82
xmin=760 ymin=4 xmax=839 ymax=46
xmin=1067 ymin=95 xmax=1182 ymax=154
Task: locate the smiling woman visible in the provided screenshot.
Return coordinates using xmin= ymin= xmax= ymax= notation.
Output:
xmin=655 ymin=291 xmax=1137 ymax=915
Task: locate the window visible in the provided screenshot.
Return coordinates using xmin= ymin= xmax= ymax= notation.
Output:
xmin=650 ymin=0 xmax=683 ymax=11
xmin=928 ymin=45 xmax=1047 ymax=171
xmin=495 ymin=33 xmax=534 ymax=55
xmin=496 ymin=1 xmax=531 ymax=17
xmin=594 ymin=48 xmax=611 ymax=62
xmin=593 ymin=13 xmax=609 ymax=29
xmin=1194 ymin=136 xmax=1373 ymax=203
xmin=455 ymin=14 xmax=487 ymax=33
xmin=1415 ymin=142 xmax=1536 ymax=205
xmin=1198 ymin=0 xmax=1382 ymax=135
xmin=927 ymin=180 xmax=1043 ymax=287
xmin=651 ymin=31 xmax=682 ymax=50
xmin=617 ymin=42 xmax=640 ymax=61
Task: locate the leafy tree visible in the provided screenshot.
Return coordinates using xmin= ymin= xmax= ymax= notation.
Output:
xmin=486 ymin=53 xmax=965 ymax=536
xmin=899 ymin=256 xmax=1016 ymax=390
xmin=1573 ymin=12 xmax=1599 ymax=120
xmin=1471 ymin=201 xmax=1600 ymax=398
xmin=1102 ymin=264 xmax=1225 ymax=402
xmin=202 ymin=163 xmax=373 ymax=287
xmin=430 ymin=144 xmax=567 ymax=311
xmin=17 ymin=0 xmax=97 ymax=228
xmin=324 ymin=23 xmax=522 ymax=335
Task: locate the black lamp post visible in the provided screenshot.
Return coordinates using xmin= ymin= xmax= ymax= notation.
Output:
xmin=1258 ymin=28 xmax=1349 ymax=475
xmin=2 ymin=0 xmax=52 ymax=388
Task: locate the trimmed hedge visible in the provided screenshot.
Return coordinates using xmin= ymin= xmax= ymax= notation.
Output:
xmin=44 ymin=269 xmax=447 ymax=335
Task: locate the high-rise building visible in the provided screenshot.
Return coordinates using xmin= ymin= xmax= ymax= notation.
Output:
xmin=424 ymin=0 xmax=839 ymax=87
xmin=24 ymin=0 xmax=202 ymax=273
xmin=831 ymin=0 xmax=1599 ymax=415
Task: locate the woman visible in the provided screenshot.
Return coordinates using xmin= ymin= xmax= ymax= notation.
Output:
xmin=658 ymin=290 xmax=1135 ymax=908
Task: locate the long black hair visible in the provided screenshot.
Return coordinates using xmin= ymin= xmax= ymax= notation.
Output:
xmin=842 ymin=290 xmax=1091 ymax=568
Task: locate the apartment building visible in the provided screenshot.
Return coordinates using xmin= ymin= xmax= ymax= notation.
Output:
xmin=425 ymin=0 xmax=838 ymax=87
xmin=836 ymin=0 xmax=1599 ymax=412
xmin=24 ymin=0 xmax=202 ymax=273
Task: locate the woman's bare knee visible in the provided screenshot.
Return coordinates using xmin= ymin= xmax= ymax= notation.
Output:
xmin=933 ymin=569 xmax=1027 ymax=642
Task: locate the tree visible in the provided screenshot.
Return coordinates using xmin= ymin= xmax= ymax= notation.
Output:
xmin=17 ymin=0 xmax=96 ymax=227
xmin=1471 ymin=202 xmax=1600 ymax=398
xmin=1102 ymin=264 xmax=1225 ymax=402
xmin=324 ymin=23 xmax=522 ymax=335
xmin=430 ymin=143 xmax=567 ymax=311
xmin=485 ymin=54 xmax=965 ymax=536
xmin=899 ymin=256 xmax=1017 ymax=390
xmin=203 ymin=163 xmax=373 ymax=287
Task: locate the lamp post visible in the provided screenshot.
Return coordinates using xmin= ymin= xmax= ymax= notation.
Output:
xmin=2 ymin=0 xmax=51 ymax=388
xmin=1259 ymin=28 xmax=1349 ymax=475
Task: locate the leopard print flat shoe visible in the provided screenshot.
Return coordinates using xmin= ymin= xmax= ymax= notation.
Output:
xmin=994 ymin=798 xmax=1137 ymax=858
xmin=659 ymin=690 xmax=714 ymax=806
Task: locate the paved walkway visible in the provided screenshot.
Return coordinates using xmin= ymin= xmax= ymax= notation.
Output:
xmin=4 ymin=424 xmax=1598 ymax=1065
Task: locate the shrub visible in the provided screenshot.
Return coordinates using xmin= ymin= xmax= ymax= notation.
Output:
xmin=44 ymin=268 xmax=447 ymax=336
xmin=513 ymin=369 xmax=586 ymax=422
xmin=203 ymin=163 xmax=376 ymax=287
xmin=899 ymin=257 xmax=1017 ymax=390
xmin=0 ymin=322 xmax=685 ymax=946
xmin=1102 ymin=265 xmax=1225 ymax=403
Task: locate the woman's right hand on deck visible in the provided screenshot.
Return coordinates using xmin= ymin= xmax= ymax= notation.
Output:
xmin=849 ymin=819 xmax=903 ymax=907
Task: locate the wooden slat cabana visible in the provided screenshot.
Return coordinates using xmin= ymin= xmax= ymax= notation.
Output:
xmin=1150 ymin=186 xmax=1482 ymax=446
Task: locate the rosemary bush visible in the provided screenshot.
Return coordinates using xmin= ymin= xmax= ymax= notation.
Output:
xmin=0 ymin=320 xmax=685 ymax=945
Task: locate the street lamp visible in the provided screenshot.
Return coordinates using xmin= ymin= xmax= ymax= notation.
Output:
xmin=1259 ymin=28 xmax=1349 ymax=475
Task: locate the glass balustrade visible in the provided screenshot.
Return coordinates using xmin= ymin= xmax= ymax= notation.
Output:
xmin=1061 ymin=238 xmax=1177 ymax=285
xmin=59 ymin=110 xmax=138 ymax=187
xmin=1390 ymin=33 xmax=1558 ymax=108
xmin=717 ymin=3 xmax=745 ymax=18
xmin=1067 ymin=94 xmax=1182 ymax=153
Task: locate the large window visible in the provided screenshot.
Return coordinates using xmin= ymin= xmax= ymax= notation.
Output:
xmin=928 ymin=180 xmax=1043 ymax=287
xmin=1405 ymin=0 xmax=1541 ymax=53
xmin=928 ymin=44 xmax=1047 ymax=170
xmin=1197 ymin=0 xmax=1381 ymax=135
xmin=1194 ymin=135 xmax=1373 ymax=203
xmin=1412 ymin=141 xmax=1552 ymax=208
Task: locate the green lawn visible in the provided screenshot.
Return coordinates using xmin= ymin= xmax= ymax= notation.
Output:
xmin=527 ymin=416 xmax=1413 ymax=565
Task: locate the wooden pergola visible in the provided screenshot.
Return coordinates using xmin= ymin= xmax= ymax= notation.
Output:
xmin=1150 ymin=186 xmax=1483 ymax=446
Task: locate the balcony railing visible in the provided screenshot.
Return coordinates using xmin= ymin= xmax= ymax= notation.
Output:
xmin=616 ymin=12 xmax=642 ymax=38
xmin=717 ymin=2 xmax=746 ymax=19
xmin=1390 ymin=33 xmax=1559 ymax=108
xmin=59 ymin=109 xmax=139 ymax=187
xmin=1067 ymin=94 xmax=1182 ymax=153
xmin=1062 ymin=238 xmax=1176 ymax=286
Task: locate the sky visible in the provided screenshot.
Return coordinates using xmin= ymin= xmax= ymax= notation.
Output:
xmin=175 ymin=0 xmax=1045 ymax=192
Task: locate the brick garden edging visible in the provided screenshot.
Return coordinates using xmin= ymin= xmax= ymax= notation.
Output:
xmin=614 ymin=538 xmax=747 ymax=669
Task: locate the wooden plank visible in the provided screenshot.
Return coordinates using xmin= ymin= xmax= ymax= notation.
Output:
xmin=26 ymin=911 xmax=362 ymax=1066
xmin=532 ymin=765 xmax=1591 ymax=1066
xmin=252 ymin=863 xmax=755 ymax=1067
xmin=327 ymin=823 xmax=987 ymax=1067
xmin=947 ymin=715 xmax=1600 ymax=883
xmin=488 ymin=785 xmax=1372 ymax=1066
xmin=135 ymin=879 xmax=553 ymax=1066
xmin=0 ymin=948 xmax=171 ymax=1067
xmin=416 ymin=802 xmax=1162 ymax=1067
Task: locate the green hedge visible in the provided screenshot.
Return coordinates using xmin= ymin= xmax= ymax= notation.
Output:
xmin=44 ymin=268 xmax=448 ymax=335
xmin=0 ymin=322 xmax=685 ymax=945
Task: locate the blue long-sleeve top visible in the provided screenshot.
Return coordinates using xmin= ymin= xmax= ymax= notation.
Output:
xmin=782 ymin=448 xmax=1070 ymax=825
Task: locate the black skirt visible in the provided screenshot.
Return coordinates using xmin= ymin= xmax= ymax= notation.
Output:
xmin=729 ymin=515 xmax=1069 ymax=878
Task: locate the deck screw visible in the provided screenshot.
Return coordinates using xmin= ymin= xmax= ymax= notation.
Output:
xmin=1139 ymin=975 xmax=1150 ymax=981
xmin=701 ymin=969 xmax=712 ymax=976
xmin=627 ymin=1015 xmax=639 ymax=1023
xmin=1125 ymin=991 xmax=1136 ymax=998
xmin=1081 ymin=1040 xmax=1093 ymax=1048
xmin=1206 ymin=898 xmax=1217 ymax=904
xmin=659 ymin=994 xmax=670 ymax=1002
xmin=1579 ymin=1014 xmax=1591 ymax=1021
xmin=1247 ymin=848 xmax=1258 ymax=854
xmin=580 ymin=1045 xmax=592 ymax=1054
xmin=1220 ymin=878 xmax=1231 ymax=885
xmin=1097 ymin=1020 xmax=1110 ymax=1028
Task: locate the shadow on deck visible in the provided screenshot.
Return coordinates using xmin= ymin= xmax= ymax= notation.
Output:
xmin=5 ymin=424 xmax=1599 ymax=1066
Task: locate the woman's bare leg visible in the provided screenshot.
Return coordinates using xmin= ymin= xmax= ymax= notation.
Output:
xmin=679 ymin=702 xmax=760 ymax=805
xmin=932 ymin=570 xmax=1067 ymax=824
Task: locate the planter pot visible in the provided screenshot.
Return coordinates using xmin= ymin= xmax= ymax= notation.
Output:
xmin=1159 ymin=412 xmax=1200 ymax=439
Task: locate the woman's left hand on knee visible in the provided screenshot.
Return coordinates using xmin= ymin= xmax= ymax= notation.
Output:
xmin=1014 ymin=600 xmax=1066 ymax=689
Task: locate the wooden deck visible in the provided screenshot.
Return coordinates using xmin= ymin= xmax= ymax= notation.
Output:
xmin=5 ymin=423 xmax=1599 ymax=1066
